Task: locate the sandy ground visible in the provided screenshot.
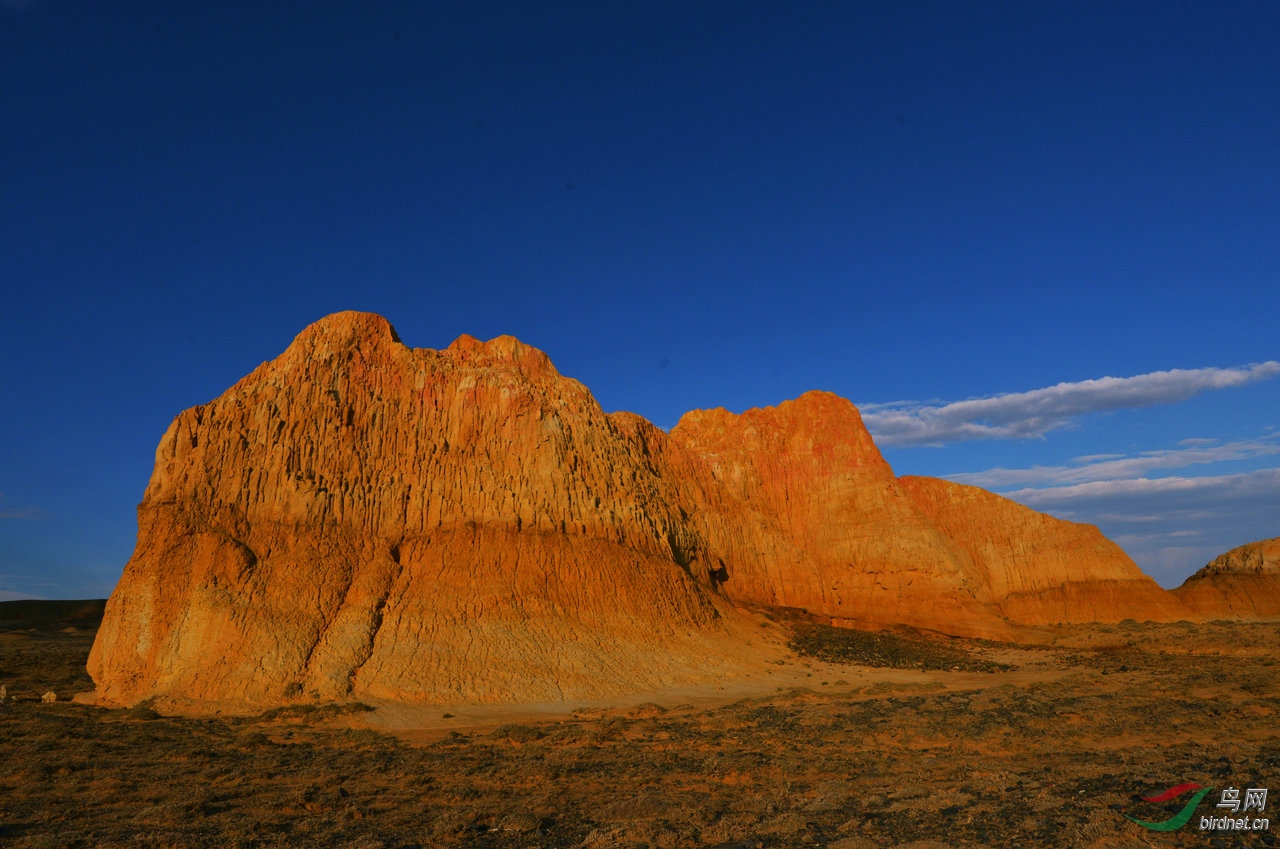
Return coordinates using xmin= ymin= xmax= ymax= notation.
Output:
xmin=1 ymin=606 xmax=1278 ymax=848
xmin=360 ymin=653 xmax=1070 ymax=744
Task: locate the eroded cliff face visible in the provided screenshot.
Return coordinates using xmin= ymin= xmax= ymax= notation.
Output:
xmin=658 ymin=398 xmax=1191 ymax=635
xmin=90 ymin=311 xmax=1203 ymax=710
xmin=1173 ymin=537 xmax=1280 ymax=618
xmin=89 ymin=313 xmax=769 ymax=709
xmin=897 ymin=476 xmax=1192 ymax=624
xmin=667 ymin=395 xmax=1013 ymax=639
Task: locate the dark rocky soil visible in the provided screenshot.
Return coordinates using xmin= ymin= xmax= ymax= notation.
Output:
xmin=2 ymin=603 xmax=1278 ymax=848
xmin=788 ymin=622 xmax=1011 ymax=673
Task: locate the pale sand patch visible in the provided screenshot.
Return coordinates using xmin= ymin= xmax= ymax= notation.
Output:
xmin=348 ymin=619 xmax=1074 ymax=741
xmin=356 ymin=652 xmax=1071 ymax=744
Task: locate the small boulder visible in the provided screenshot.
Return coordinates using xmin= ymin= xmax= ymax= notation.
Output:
xmin=41 ymin=691 xmax=57 ymax=704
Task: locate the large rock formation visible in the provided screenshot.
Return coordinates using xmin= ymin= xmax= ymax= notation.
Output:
xmin=1172 ymin=537 xmax=1280 ymax=618
xmin=89 ymin=312 xmax=1197 ymax=710
xmin=659 ymin=398 xmax=1187 ymax=635
xmin=89 ymin=313 xmax=770 ymax=710
xmin=897 ymin=477 xmax=1190 ymax=624
xmin=666 ymin=395 xmax=1013 ymax=638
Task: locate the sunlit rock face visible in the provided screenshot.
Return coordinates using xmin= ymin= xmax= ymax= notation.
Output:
xmin=89 ymin=311 xmax=1198 ymax=710
xmin=667 ymin=394 xmax=1013 ymax=638
xmin=897 ymin=476 xmax=1192 ymax=625
xmin=1173 ymin=537 xmax=1280 ymax=618
xmin=89 ymin=312 xmax=772 ymax=710
xmin=667 ymin=401 xmax=1188 ymax=636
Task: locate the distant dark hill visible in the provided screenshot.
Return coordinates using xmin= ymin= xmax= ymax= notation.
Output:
xmin=0 ymin=599 xmax=106 ymax=631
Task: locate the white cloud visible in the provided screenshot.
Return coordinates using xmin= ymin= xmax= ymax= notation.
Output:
xmin=862 ymin=361 xmax=1280 ymax=446
xmin=866 ymin=362 xmax=1280 ymax=584
xmin=1126 ymin=546 xmax=1229 ymax=586
xmin=1004 ymin=468 xmax=1280 ymax=511
xmin=946 ymin=434 xmax=1280 ymax=490
xmin=1073 ymin=453 xmax=1127 ymax=464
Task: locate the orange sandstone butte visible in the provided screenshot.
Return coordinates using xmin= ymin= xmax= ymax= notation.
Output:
xmin=89 ymin=311 xmax=1202 ymax=710
xmin=1173 ymin=536 xmax=1280 ymax=618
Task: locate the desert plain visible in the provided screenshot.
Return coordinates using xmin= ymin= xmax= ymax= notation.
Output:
xmin=6 ymin=314 xmax=1277 ymax=848
xmin=2 ymin=599 xmax=1277 ymax=849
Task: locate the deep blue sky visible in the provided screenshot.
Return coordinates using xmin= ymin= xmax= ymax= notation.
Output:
xmin=2 ymin=2 xmax=1277 ymax=598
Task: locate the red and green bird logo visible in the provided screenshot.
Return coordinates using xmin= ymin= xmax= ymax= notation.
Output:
xmin=1125 ymin=783 xmax=1214 ymax=831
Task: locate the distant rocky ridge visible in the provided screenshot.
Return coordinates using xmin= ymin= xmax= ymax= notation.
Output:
xmin=89 ymin=312 xmax=1228 ymax=711
xmin=0 ymin=599 xmax=105 ymax=631
xmin=1173 ymin=536 xmax=1280 ymax=618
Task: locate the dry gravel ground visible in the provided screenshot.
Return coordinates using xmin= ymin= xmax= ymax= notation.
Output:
xmin=1 ymin=602 xmax=1278 ymax=849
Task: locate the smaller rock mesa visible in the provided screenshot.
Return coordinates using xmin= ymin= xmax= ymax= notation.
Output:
xmin=896 ymin=476 xmax=1190 ymax=625
xmin=1173 ymin=536 xmax=1280 ymax=618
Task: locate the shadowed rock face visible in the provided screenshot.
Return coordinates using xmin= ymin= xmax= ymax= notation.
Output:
xmin=90 ymin=311 xmax=1198 ymax=710
xmin=1173 ymin=537 xmax=1280 ymax=618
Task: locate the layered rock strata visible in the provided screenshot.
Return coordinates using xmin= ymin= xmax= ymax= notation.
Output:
xmin=90 ymin=314 xmax=767 ymax=708
xmin=90 ymin=312 xmax=1200 ymax=709
xmin=667 ymin=395 xmax=1010 ymax=637
xmin=1173 ymin=537 xmax=1280 ymax=618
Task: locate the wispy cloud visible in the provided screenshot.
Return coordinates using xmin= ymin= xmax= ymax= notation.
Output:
xmin=0 ymin=494 xmax=47 ymax=521
xmin=862 ymin=361 xmax=1280 ymax=446
xmin=0 ymin=571 xmax=56 ymax=600
xmin=947 ymin=434 xmax=1280 ymax=490
xmin=1003 ymin=467 xmax=1280 ymax=512
xmin=0 ymin=508 xmax=47 ymax=521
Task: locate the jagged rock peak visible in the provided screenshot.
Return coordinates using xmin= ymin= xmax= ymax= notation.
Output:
xmin=675 ymin=389 xmax=863 ymax=431
xmin=673 ymin=390 xmax=892 ymax=472
xmin=445 ymin=332 xmax=560 ymax=378
xmin=1189 ymin=536 xmax=1280 ymax=578
xmin=282 ymin=312 xmax=559 ymax=378
xmin=90 ymin=311 xmax=770 ymax=711
xmin=291 ymin=310 xmax=404 ymax=350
